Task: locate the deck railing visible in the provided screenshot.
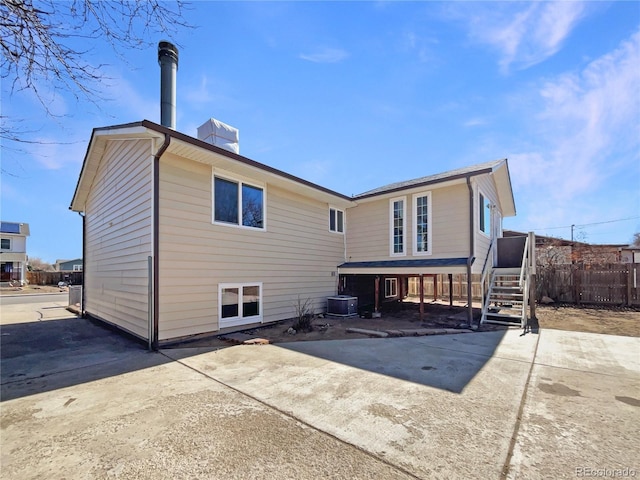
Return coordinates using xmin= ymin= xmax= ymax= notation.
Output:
xmin=480 ymin=239 xmax=496 ymax=320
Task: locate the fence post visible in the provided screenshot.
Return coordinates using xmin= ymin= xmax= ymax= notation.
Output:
xmin=448 ymin=273 xmax=453 ymax=307
xmin=628 ymin=267 xmax=633 ymax=307
xmin=528 ymin=232 xmax=536 ymax=320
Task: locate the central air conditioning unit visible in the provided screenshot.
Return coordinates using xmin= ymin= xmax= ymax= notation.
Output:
xmin=327 ymin=295 xmax=358 ymax=317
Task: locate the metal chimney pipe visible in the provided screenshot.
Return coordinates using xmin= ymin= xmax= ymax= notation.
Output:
xmin=158 ymin=41 xmax=179 ymax=129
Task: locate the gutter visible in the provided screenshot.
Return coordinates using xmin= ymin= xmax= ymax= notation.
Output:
xmin=79 ymin=212 xmax=85 ymax=315
xmin=466 ymin=176 xmax=475 ymax=327
xmin=151 ymin=133 xmax=171 ymax=351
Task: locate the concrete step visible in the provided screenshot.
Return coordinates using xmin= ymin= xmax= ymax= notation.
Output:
xmin=485 ymin=312 xmax=522 ymax=321
xmin=490 ymin=290 xmax=522 ymax=296
xmin=493 ymin=268 xmax=521 ymax=275
xmin=489 ymin=297 xmax=523 ymax=303
xmin=488 ymin=303 xmax=523 ymax=311
xmin=483 ymin=318 xmax=522 ymax=326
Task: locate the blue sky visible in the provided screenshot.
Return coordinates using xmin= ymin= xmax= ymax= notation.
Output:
xmin=2 ymin=1 xmax=639 ymax=263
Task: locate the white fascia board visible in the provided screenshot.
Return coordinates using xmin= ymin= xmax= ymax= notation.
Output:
xmin=492 ymin=161 xmax=516 ymax=217
xmin=338 ymin=265 xmax=468 ymax=275
xmin=168 ymin=138 xmax=356 ymax=209
xmin=354 ymin=177 xmax=468 ymax=204
xmin=70 ymin=126 xmax=162 ymax=212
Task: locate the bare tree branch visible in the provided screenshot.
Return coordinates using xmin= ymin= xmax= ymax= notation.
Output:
xmin=1 ymin=0 xmax=193 ymax=143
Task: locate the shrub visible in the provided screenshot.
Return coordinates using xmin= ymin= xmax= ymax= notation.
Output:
xmin=293 ymin=296 xmax=314 ymax=332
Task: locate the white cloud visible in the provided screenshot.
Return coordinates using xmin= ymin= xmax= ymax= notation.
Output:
xmin=27 ymin=135 xmax=88 ymax=171
xmin=99 ymin=69 xmax=158 ymax=122
xmin=184 ymin=75 xmax=217 ymax=105
xmin=463 ymin=117 xmax=488 ymax=128
xmin=508 ymin=29 xmax=640 ymax=237
xmin=182 ymin=74 xmax=242 ymax=118
xmin=463 ymin=2 xmax=587 ymax=72
xmin=299 ymin=47 xmax=349 ymax=64
xmin=291 ymin=158 xmax=333 ymax=184
xmin=17 ymin=77 xmax=69 ymax=117
xmin=401 ymin=31 xmax=438 ymax=64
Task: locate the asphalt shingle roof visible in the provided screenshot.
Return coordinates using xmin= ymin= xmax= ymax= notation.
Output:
xmin=338 ymin=257 xmax=470 ymax=269
xmin=354 ymin=159 xmax=505 ymax=198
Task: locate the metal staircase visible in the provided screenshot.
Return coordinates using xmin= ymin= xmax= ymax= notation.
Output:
xmin=481 ymin=233 xmax=534 ymax=328
xmin=483 ymin=268 xmax=526 ymax=326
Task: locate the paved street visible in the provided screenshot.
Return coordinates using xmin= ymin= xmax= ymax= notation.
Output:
xmin=1 ymin=296 xmax=638 ymax=479
xmin=1 ymin=292 xmax=68 ymax=306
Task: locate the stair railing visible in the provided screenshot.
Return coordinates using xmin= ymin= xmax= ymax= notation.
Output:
xmin=518 ymin=234 xmax=531 ymax=328
xmin=518 ymin=235 xmax=529 ymax=290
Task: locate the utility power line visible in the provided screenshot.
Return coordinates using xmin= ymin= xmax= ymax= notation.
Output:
xmin=532 ymin=216 xmax=639 ymax=232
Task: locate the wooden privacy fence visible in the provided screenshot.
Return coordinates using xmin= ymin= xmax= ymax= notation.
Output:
xmin=27 ymin=271 xmax=83 ymax=286
xmin=408 ymin=274 xmax=483 ymax=302
xmin=537 ymin=263 xmax=640 ymax=306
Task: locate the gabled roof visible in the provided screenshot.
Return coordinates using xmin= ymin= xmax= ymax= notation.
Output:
xmin=70 ymin=120 xmax=354 ymax=212
xmin=70 ymin=120 xmax=517 ymax=218
xmin=354 ymin=158 xmax=516 ymax=217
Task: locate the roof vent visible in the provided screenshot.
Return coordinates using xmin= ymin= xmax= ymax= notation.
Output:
xmin=197 ymin=118 xmax=239 ymax=154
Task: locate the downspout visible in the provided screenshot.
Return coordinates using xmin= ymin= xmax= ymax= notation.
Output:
xmin=152 ymin=134 xmax=171 ymax=351
xmin=466 ymin=176 xmax=475 ymax=327
xmin=78 ymin=212 xmax=85 ymax=316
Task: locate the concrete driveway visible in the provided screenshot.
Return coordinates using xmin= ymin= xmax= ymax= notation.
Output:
xmin=1 ymin=295 xmax=638 ymax=479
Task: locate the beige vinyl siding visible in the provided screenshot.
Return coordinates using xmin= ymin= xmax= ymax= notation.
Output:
xmin=1 ymin=236 xmax=26 ymax=252
xmin=84 ymin=139 xmax=153 ymax=338
xmin=430 ymin=184 xmax=469 ymax=257
xmin=345 ymin=201 xmax=389 ymax=260
xmin=347 ymin=183 xmax=470 ymax=262
xmin=158 ymin=153 xmax=345 ymax=340
xmin=474 ymin=174 xmax=499 ymax=274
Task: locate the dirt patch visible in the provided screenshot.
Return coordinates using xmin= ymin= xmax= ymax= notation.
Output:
xmin=226 ymin=302 xmax=640 ymax=346
xmin=172 ymin=302 xmax=505 ymax=348
xmin=535 ymin=304 xmax=640 ymax=337
xmin=259 ymin=302 xmax=505 ymax=343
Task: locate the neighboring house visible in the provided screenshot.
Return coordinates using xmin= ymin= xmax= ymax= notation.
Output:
xmin=0 ymin=221 xmax=30 ymax=284
xmin=70 ymin=119 xmax=517 ymax=346
xmin=621 ymin=247 xmax=640 ymax=264
xmin=504 ymin=230 xmax=640 ymax=265
xmin=55 ymin=258 xmax=83 ymax=272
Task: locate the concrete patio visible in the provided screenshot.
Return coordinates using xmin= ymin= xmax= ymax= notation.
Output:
xmin=1 ymin=297 xmax=638 ymax=479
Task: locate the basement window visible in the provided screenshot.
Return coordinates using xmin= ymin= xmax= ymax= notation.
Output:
xmin=385 ymin=278 xmax=398 ymax=298
xmin=219 ymin=283 xmax=262 ymax=328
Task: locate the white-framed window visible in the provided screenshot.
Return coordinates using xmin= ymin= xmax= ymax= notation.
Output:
xmin=385 ymin=277 xmax=398 ymax=298
xmin=479 ymin=191 xmax=491 ymax=236
xmin=0 ymin=238 xmax=10 ymax=250
xmin=213 ymin=173 xmax=265 ymax=229
xmin=412 ymin=191 xmax=432 ymax=255
xmin=73 ymin=264 xmax=83 ymax=272
xmin=389 ymin=197 xmax=406 ymax=256
xmin=219 ymin=282 xmax=263 ymax=328
xmin=329 ymin=207 xmax=344 ymax=233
